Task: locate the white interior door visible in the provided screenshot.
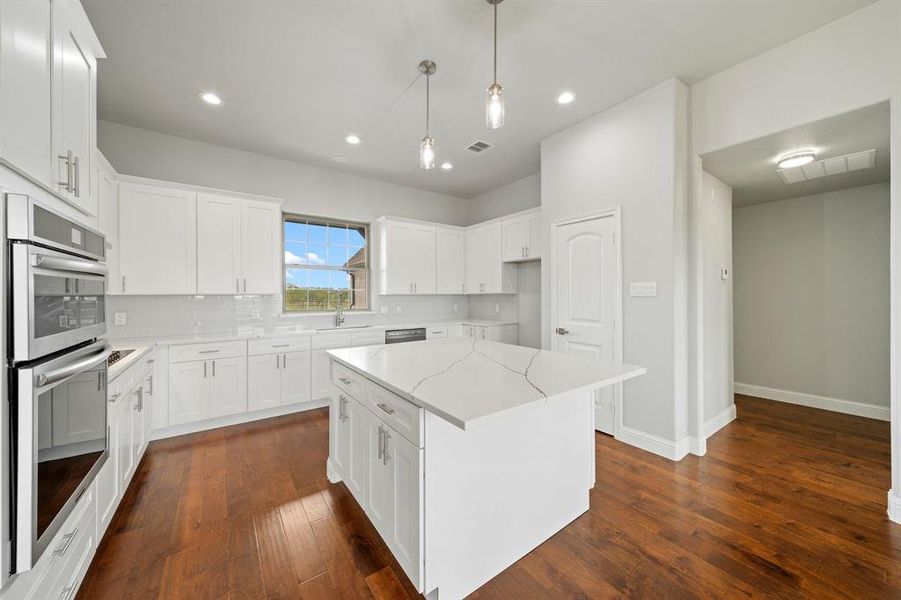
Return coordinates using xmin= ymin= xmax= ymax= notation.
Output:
xmin=553 ymin=215 xmax=618 ymax=434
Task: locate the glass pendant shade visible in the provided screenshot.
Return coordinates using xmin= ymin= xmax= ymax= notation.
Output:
xmin=420 ymin=136 xmax=436 ymax=170
xmin=486 ymin=83 xmax=505 ymax=129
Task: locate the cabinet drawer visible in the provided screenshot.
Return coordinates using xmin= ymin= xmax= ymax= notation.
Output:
xmin=368 ymin=384 xmax=423 ymax=447
xmin=31 ymin=484 xmax=96 ymax=600
xmin=426 ymin=326 xmax=447 ymax=339
xmin=351 ymin=329 xmax=385 ymax=346
xmin=169 ymin=340 xmax=246 ymax=363
xmin=248 ymin=336 xmax=312 ymax=355
xmin=332 ymin=361 xmax=367 ymax=401
xmin=312 ymin=331 xmax=355 ymax=350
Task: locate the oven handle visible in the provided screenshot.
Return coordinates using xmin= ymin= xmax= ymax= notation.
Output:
xmin=34 ymin=254 xmax=108 ymax=277
xmin=36 ymin=345 xmax=112 ymax=388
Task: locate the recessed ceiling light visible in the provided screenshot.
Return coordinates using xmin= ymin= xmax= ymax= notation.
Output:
xmin=332 ymin=155 xmax=349 ymax=163
xmin=440 ymin=162 xmax=453 ymax=170
xmin=556 ymin=91 xmax=576 ymax=105
xmin=777 ymin=152 xmax=815 ymax=169
xmin=345 ymin=134 xmax=361 ymax=145
xmin=200 ymin=92 xmax=222 ymax=105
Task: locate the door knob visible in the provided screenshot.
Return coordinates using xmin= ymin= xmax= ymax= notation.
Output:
xmin=555 ymin=327 xmax=570 ymax=335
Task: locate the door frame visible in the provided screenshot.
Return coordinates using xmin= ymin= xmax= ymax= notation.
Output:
xmin=549 ymin=207 xmax=624 ymax=437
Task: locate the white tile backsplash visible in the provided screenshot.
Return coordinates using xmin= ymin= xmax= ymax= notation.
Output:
xmin=106 ymin=294 xmax=469 ymax=339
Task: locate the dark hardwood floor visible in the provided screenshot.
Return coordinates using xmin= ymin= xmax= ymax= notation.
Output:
xmin=77 ymin=395 xmax=900 ymax=599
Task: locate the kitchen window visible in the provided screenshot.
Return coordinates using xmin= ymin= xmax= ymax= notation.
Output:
xmin=283 ymin=215 xmax=369 ymax=312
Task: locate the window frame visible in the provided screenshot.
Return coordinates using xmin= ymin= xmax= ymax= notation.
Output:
xmin=282 ymin=213 xmax=371 ymax=314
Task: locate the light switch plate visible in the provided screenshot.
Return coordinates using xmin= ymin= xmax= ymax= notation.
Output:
xmin=494 ymin=304 xmax=500 ymax=313
xmin=395 ymin=305 xmax=403 ymax=314
xmin=379 ymin=305 xmax=389 ymax=314
xmin=114 ymin=312 xmax=127 ymax=326
xmin=452 ymin=303 xmax=459 ymax=312
xmin=720 ymin=267 xmax=730 ymax=281
xmin=629 ymin=282 xmax=657 ymax=297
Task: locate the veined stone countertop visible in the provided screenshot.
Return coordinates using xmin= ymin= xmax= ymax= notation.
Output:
xmin=328 ymin=338 xmax=646 ymax=430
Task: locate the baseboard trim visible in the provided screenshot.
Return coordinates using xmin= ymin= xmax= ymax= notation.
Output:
xmin=150 ymin=399 xmax=329 ymax=441
xmin=889 ymin=490 xmax=901 ymax=524
xmin=734 ymin=383 xmax=890 ymax=421
xmin=705 ymin=404 xmax=737 ymax=438
xmin=617 ymin=426 xmax=689 ymax=461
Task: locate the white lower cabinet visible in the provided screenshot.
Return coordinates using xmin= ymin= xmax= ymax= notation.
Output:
xmin=312 ymin=349 xmax=333 ymax=401
xmin=464 ymin=323 xmax=519 ymax=344
xmin=328 ymin=366 xmax=422 ymax=591
xmin=168 ymin=360 xmax=210 ymax=425
xmin=209 ymin=356 xmax=247 ymax=417
xmin=248 ymin=350 xmax=311 ymax=411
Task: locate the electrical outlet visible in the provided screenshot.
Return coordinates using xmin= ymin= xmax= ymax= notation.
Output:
xmin=494 ymin=304 xmax=500 ymax=313
xmin=114 ymin=312 xmax=127 ymax=326
xmin=395 ymin=305 xmax=403 ymax=314
xmin=379 ymin=305 xmax=389 ymax=314
xmin=452 ymin=303 xmax=459 ymax=312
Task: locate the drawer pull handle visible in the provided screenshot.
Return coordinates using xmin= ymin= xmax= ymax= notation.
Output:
xmin=338 ymin=377 xmax=352 ymax=385
xmin=376 ymin=402 xmax=395 ymax=415
xmin=52 ymin=529 xmax=78 ymax=557
xmin=272 ymin=344 xmax=290 ymax=348
xmin=199 ymin=350 xmax=220 ymax=354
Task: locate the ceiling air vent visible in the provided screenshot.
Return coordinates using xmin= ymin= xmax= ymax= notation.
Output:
xmin=465 ymin=140 xmax=494 ymax=154
xmin=778 ymin=149 xmax=876 ymax=184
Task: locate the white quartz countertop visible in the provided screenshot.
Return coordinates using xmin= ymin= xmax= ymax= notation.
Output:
xmin=111 ymin=318 xmax=519 ymax=347
xmin=328 ymin=338 xmax=646 ymax=430
xmin=107 ymin=341 xmax=154 ymax=381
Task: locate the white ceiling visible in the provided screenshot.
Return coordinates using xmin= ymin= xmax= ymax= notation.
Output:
xmin=83 ymin=0 xmax=873 ymax=199
xmin=702 ymin=102 xmax=890 ymax=207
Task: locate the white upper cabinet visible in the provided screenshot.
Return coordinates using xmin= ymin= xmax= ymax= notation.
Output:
xmin=436 ymin=226 xmax=465 ymax=295
xmin=196 ymin=194 xmax=281 ymax=295
xmin=197 ymin=194 xmax=242 ymax=294
xmin=51 ymin=0 xmax=101 ymax=213
xmin=241 ymin=200 xmax=281 ymax=294
xmin=378 ymin=218 xmax=437 ymax=295
xmin=501 ymin=208 xmax=541 ymax=262
xmin=0 ymin=0 xmax=104 ymax=218
xmin=465 ymin=223 xmax=517 ymax=294
xmin=119 ymin=183 xmax=197 ymax=294
xmin=0 ymin=0 xmax=52 ymax=185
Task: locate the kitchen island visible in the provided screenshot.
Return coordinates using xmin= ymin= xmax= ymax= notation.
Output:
xmin=326 ymin=338 xmax=645 ymax=599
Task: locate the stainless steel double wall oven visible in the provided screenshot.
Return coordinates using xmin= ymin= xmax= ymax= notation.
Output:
xmin=6 ymin=194 xmax=110 ymax=573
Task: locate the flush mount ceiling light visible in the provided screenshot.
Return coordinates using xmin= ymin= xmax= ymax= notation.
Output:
xmin=418 ymin=59 xmax=437 ymax=170
xmin=440 ymin=162 xmax=454 ymax=170
xmin=345 ymin=134 xmax=361 ymax=145
xmin=556 ymin=91 xmax=575 ymax=105
xmin=778 ymin=148 xmax=876 ymax=184
xmin=485 ymin=0 xmax=505 ymax=130
xmin=332 ymin=155 xmax=349 ymax=163
xmin=200 ymin=91 xmax=222 ymax=105
xmin=776 ymin=152 xmax=815 ymax=169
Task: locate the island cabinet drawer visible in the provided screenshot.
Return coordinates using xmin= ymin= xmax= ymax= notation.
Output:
xmin=426 ymin=326 xmax=447 ymax=339
xmin=169 ymin=340 xmax=247 ymax=363
xmin=368 ymin=384 xmax=423 ymax=447
xmin=248 ymin=336 xmax=311 ymax=355
xmin=332 ymin=362 xmax=367 ymax=401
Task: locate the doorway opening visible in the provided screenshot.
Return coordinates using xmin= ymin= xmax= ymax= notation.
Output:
xmin=698 ymin=101 xmax=891 ymax=501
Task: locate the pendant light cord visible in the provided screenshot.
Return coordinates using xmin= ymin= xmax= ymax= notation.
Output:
xmin=493 ymin=3 xmax=498 ymax=84
xmin=426 ymin=72 xmax=430 ymax=137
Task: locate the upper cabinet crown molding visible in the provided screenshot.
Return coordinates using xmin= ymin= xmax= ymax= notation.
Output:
xmin=115 ymin=173 xmax=284 ymax=206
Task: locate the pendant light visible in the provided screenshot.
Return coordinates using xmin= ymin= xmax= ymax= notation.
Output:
xmin=485 ymin=0 xmax=505 ymax=129
xmin=418 ymin=60 xmax=437 ymax=170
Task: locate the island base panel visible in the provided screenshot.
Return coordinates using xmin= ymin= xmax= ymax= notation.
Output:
xmin=423 ymin=390 xmax=595 ymax=599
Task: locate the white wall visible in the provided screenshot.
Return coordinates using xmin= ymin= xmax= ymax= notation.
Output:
xmin=541 ymin=78 xmax=689 ymax=448
xmin=686 ymin=0 xmax=901 ymax=515
xmin=466 ymin=173 xmax=540 ymax=226
xmin=700 ymin=172 xmax=734 ymax=424
xmin=516 ymin=261 xmax=541 ymax=349
xmin=733 ymin=183 xmax=890 ymax=409
xmin=99 ymin=120 xmax=469 ymax=226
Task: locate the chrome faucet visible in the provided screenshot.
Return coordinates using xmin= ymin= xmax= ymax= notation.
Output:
xmin=335 ymin=303 xmax=345 ymax=328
